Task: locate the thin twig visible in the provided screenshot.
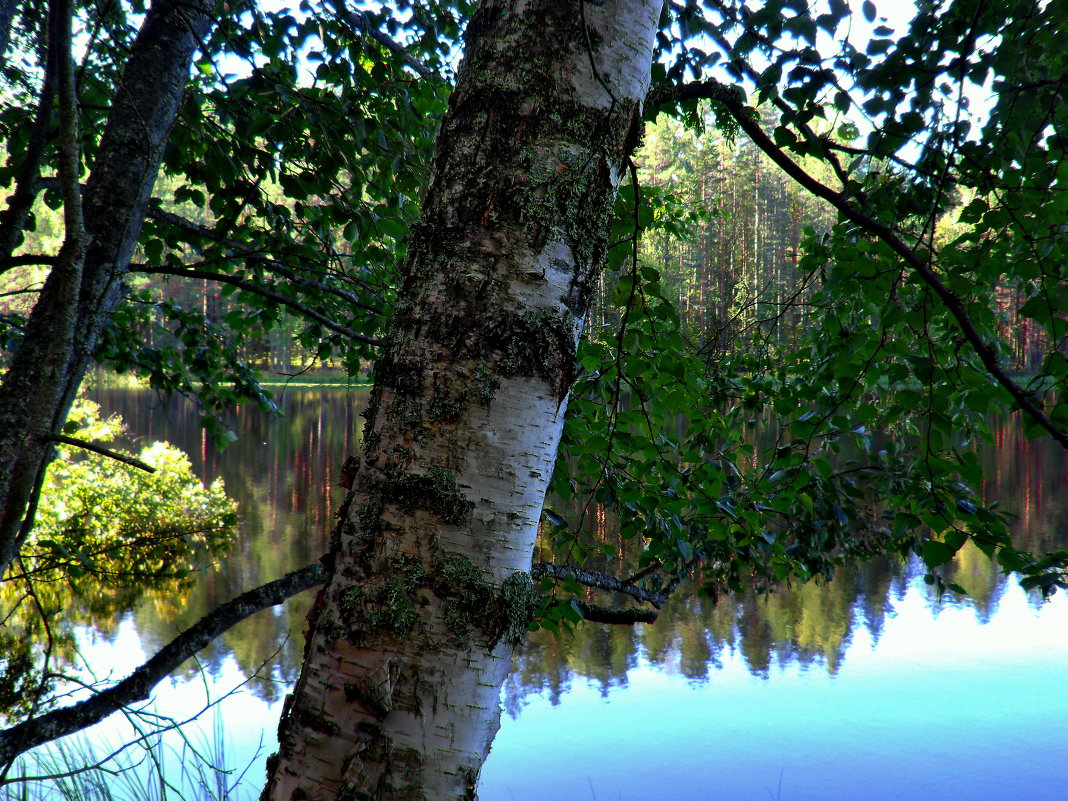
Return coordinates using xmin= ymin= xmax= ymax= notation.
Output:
xmin=328 ymin=0 xmax=434 ymax=79
xmin=132 ymin=264 xmax=383 ymax=347
xmin=143 ymin=202 xmax=382 ymax=311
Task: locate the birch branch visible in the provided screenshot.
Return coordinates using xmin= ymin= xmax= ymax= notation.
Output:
xmin=531 ymin=561 xmax=671 ymax=608
xmin=40 ymin=434 xmax=155 ymax=473
xmin=575 ymin=601 xmax=659 ymax=625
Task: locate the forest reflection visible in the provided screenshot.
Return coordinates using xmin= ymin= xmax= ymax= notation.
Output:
xmin=81 ymin=386 xmax=1067 ymax=706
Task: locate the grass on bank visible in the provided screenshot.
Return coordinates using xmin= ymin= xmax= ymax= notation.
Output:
xmin=3 ymin=710 xmax=261 ymax=801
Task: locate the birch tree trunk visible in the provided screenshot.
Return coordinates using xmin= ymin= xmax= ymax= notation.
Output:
xmin=262 ymin=1 xmax=661 ymax=798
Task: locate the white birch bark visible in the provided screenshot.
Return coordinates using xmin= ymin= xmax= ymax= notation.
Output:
xmin=262 ymin=2 xmax=661 ymax=799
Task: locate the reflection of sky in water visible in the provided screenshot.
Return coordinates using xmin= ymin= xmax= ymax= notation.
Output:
xmin=479 ymin=576 xmax=1068 ymax=801
xmin=59 ymin=568 xmax=1068 ymax=801
xmin=67 ymin=621 xmax=281 ymax=796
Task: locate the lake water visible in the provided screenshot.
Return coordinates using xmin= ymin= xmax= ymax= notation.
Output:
xmin=27 ymin=386 xmax=1068 ymax=799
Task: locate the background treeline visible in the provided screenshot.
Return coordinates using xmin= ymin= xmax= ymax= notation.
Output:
xmin=610 ymin=110 xmax=1050 ymax=375
xmin=0 ymin=169 xmax=328 ymax=373
xmin=622 ymin=109 xmax=836 ymax=359
xmin=1 ymin=106 xmax=1052 ymax=379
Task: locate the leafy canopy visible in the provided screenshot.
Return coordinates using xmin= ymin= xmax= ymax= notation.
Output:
xmin=548 ymin=0 xmax=1067 ymax=610
xmin=1 ymin=0 xmax=1065 ymax=613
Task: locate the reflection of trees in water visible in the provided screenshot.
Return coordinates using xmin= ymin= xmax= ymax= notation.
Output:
xmin=0 ymin=400 xmax=239 ymax=717
xmin=74 ymin=389 xmax=1067 ymax=705
xmin=983 ymin=418 xmax=1067 ymax=554
xmin=505 ymin=554 xmax=910 ymax=713
xmin=88 ymin=387 xmax=363 ymax=537
xmin=506 ymin=418 xmax=1067 ymax=709
xmin=75 ymin=386 xmax=366 ymax=700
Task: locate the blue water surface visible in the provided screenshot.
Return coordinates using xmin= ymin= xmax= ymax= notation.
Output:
xmin=478 ymin=577 xmax=1068 ymax=801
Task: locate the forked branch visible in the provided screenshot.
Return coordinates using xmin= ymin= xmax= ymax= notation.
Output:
xmin=531 ymin=561 xmax=671 ymax=608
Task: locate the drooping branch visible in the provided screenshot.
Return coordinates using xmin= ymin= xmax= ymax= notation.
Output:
xmin=649 ymin=79 xmax=1068 ymax=450
xmin=0 ymin=255 xmax=58 ymax=270
xmin=40 ymin=434 xmax=155 ymax=473
xmin=132 ymin=264 xmax=384 ymax=347
xmin=143 ymin=201 xmax=252 ymax=251
xmin=680 ymin=12 xmax=852 ymax=187
xmin=0 ymin=562 xmax=326 ymax=771
xmin=531 ymin=561 xmax=671 ymax=608
xmin=31 ymin=187 xmax=384 ymax=315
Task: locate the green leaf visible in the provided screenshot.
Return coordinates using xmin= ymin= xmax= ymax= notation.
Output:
xmin=543 ymin=508 xmax=567 ymax=527
xmin=943 ymin=530 xmax=968 ymax=552
xmin=922 ymin=540 xmax=954 ymax=567
xmin=144 ymin=239 xmax=164 ymax=264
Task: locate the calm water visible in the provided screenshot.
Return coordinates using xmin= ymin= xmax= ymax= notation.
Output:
xmin=53 ymin=386 xmax=1068 ymax=799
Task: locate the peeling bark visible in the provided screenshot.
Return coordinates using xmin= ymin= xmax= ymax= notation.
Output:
xmin=262 ymin=2 xmax=662 ymax=799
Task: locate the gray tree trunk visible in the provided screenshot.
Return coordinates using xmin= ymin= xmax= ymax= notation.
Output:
xmin=0 ymin=0 xmax=218 ymax=577
xmin=261 ymin=1 xmax=662 ymax=799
